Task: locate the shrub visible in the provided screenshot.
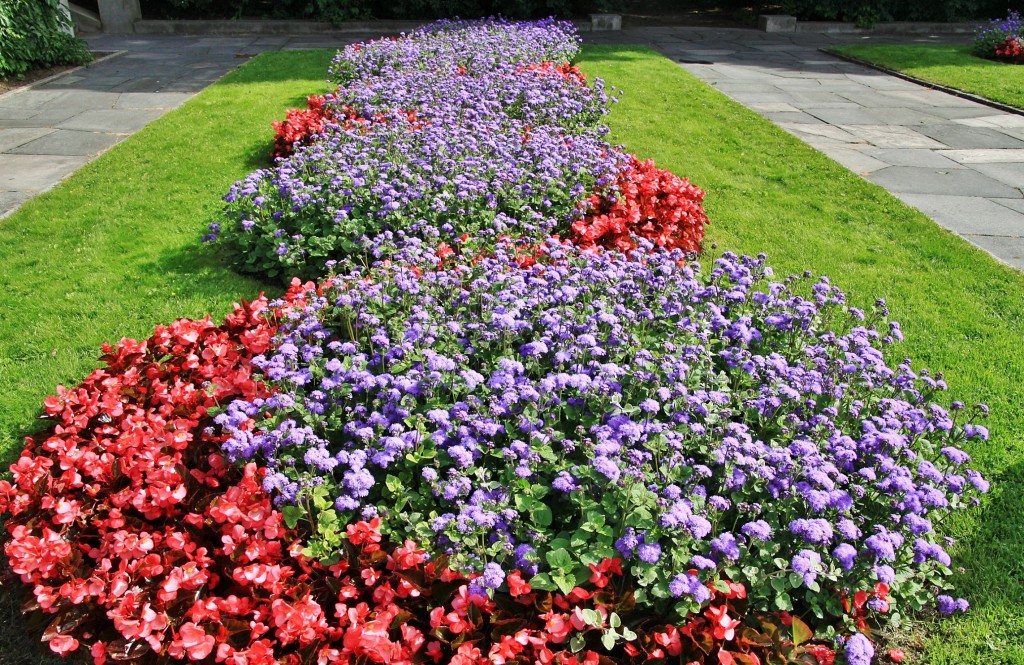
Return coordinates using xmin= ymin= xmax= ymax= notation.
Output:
xmin=0 ymin=0 xmax=92 ymax=79
xmin=215 ymin=240 xmax=988 ymax=634
xmin=781 ymin=0 xmax=1004 ymax=25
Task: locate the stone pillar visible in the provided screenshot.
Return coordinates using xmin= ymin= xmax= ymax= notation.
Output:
xmin=590 ymin=14 xmax=622 ymax=31
xmin=98 ymin=0 xmax=141 ymax=33
xmin=57 ymin=0 xmax=74 ymax=35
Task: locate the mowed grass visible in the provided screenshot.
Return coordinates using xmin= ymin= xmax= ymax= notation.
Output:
xmin=0 ymin=49 xmax=337 ymax=665
xmin=579 ymin=45 xmax=1024 ymax=664
xmin=1 ymin=44 xmax=1023 ymax=664
xmin=830 ymin=43 xmax=1024 ymax=109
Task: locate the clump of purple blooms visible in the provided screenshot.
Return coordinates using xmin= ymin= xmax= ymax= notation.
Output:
xmin=208 ymin=18 xmax=628 ymax=281
xmin=215 ymin=238 xmax=988 ymax=625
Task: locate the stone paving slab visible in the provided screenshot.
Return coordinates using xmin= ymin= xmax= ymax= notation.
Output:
xmin=0 ymin=154 xmax=89 ymax=192
xmin=55 ymin=109 xmax=168 ymax=133
xmin=959 ymin=235 xmax=1024 ymax=270
xmin=915 ymin=124 xmax=1024 ymax=150
xmin=969 ymin=162 xmax=1024 ymax=189
xmin=0 ymin=128 xmax=54 ymax=152
xmin=869 ymin=166 xmax=1022 ymax=198
xmin=863 ymin=148 xmax=966 ymax=168
xmin=0 ymin=191 xmax=31 ymax=219
xmin=893 ymin=194 xmax=1024 ymax=237
xmin=114 ymin=92 xmax=192 ymax=110
xmin=836 ymin=125 xmax=948 ymax=149
xmin=8 ymin=129 xmax=125 ymax=156
xmin=938 ymin=149 xmax=1024 ymax=164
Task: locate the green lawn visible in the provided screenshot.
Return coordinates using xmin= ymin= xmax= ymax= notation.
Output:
xmin=1 ymin=44 xmax=1023 ymax=664
xmin=830 ymin=43 xmax=1024 ymax=110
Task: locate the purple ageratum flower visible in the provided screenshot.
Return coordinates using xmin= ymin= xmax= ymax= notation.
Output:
xmin=832 ymin=543 xmax=858 ymax=571
xmin=710 ymin=532 xmax=741 ymax=560
xmin=740 ymin=520 xmax=773 ymax=542
xmin=615 ymin=527 xmax=639 ymax=558
xmin=636 ymin=541 xmax=662 ymax=564
xmin=792 ymin=549 xmax=822 ymax=587
xmin=669 ymin=573 xmax=711 ymax=603
xmin=844 ymin=633 xmax=874 ymax=665
xmin=482 ymin=562 xmax=505 ymax=589
xmin=690 ymin=555 xmax=717 ymax=570
xmin=936 ymin=595 xmax=970 ymax=615
xmin=216 ymin=239 xmax=989 ymax=614
xmin=789 ymin=518 xmax=833 ymax=545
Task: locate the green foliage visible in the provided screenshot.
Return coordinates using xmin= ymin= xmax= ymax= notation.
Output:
xmin=780 ymin=0 xmax=1007 ymax=25
xmin=0 ymin=0 xmax=92 ymax=78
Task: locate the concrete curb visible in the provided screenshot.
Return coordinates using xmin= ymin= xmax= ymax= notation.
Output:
xmin=823 ymin=48 xmax=1024 ymax=118
xmin=0 ymin=51 xmax=125 ymax=100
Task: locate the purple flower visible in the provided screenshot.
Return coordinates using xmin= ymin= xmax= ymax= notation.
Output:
xmin=637 ymin=542 xmax=662 ymax=564
xmin=482 ymin=562 xmax=505 ymax=589
xmin=844 ymin=633 xmax=874 ymax=665
xmin=741 ymin=520 xmax=773 ymax=542
xmin=669 ymin=572 xmax=711 ymax=603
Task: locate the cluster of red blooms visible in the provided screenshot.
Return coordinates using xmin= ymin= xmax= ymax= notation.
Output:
xmin=572 ymin=155 xmax=708 ymax=255
xmin=271 ymin=95 xmax=388 ymax=159
xmin=271 ymin=95 xmax=427 ymax=159
xmin=995 ymin=37 xmax=1024 ymax=62
xmin=840 ymin=582 xmax=891 ymax=633
xmin=516 ymin=61 xmax=588 ymax=85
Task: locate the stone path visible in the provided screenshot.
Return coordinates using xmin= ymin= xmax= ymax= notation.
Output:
xmin=587 ymin=27 xmax=1024 ymax=270
xmin=0 ymin=34 xmax=377 ymax=218
xmin=3 ymin=27 xmax=1024 ymax=270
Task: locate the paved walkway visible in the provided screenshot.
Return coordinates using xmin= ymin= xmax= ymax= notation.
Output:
xmin=588 ymin=27 xmax=1024 ymax=270
xmin=2 ymin=27 xmax=1024 ymax=270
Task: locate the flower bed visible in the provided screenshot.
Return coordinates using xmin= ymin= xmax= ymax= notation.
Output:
xmin=208 ymin=18 xmax=707 ymax=281
xmin=1 ymin=17 xmax=991 ymax=665
xmin=973 ymin=11 xmax=1024 ymax=63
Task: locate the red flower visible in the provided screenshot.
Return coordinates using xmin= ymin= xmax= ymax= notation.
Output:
xmin=572 ymin=155 xmax=708 ymax=257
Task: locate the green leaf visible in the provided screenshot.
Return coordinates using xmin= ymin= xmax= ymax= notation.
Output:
xmin=601 ymin=632 xmax=616 ymax=651
xmin=621 ymin=627 xmax=637 ymax=641
xmin=569 ymin=633 xmax=586 ymax=653
xmin=546 ymin=548 xmax=573 ymax=570
xmin=774 ymin=592 xmax=793 ymax=612
xmin=528 ymin=573 xmax=555 ymax=591
xmin=531 ymin=503 xmax=553 ymax=527
xmin=582 ymin=608 xmax=602 ymax=627
xmin=609 ymin=612 xmax=621 ymax=628
xmin=385 ymin=474 xmax=404 ymax=493
xmin=281 ymin=504 xmax=304 ymax=530
xmin=552 ymin=572 xmax=577 ymax=595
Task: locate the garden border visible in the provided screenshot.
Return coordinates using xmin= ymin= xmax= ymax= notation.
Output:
xmin=823 ymin=47 xmax=1024 ymax=118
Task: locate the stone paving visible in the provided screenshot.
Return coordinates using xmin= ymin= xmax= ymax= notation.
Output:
xmin=3 ymin=27 xmax=1024 ymax=270
xmin=586 ymin=27 xmax=1024 ymax=270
